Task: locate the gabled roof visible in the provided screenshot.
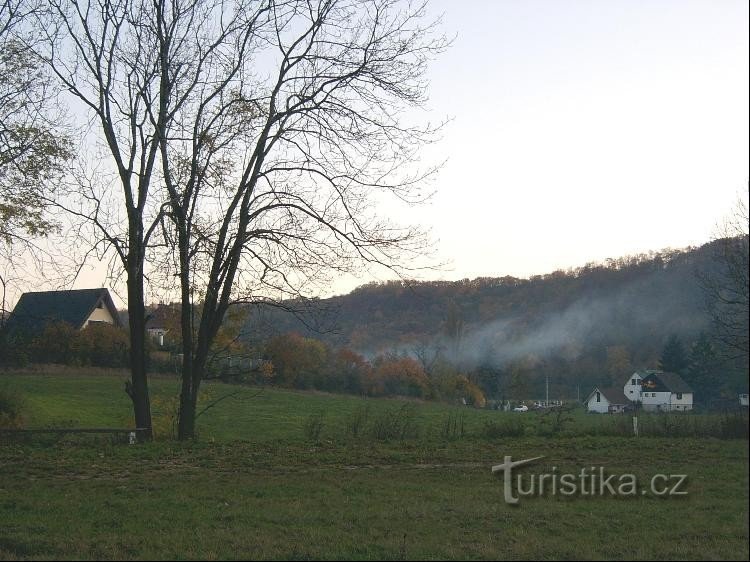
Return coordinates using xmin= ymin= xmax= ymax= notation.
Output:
xmin=3 ymin=288 xmax=121 ymax=337
xmin=642 ymin=371 xmax=693 ymax=394
xmin=145 ymin=303 xmax=179 ymax=331
xmin=586 ymin=386 xmax=630 ymax=405
xmin=624 ymin=369 xmax=659 ymax=385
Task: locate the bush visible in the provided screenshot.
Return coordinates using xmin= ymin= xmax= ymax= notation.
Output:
xmin=0 ymin=386 xmax=26 ymax=429
xmin=480 ymin=416 xmax=525 ymax=439
xmin=369 ymin=404 xmax=420 ymax=440
xmin=303 ymin=412 xmax=325 ymax=442
xmin=78 ymin=323 xmax=130 ymax=368
xmin=440 ymin=411 xmax=466 ymax=440
xmin=719 ymin=411 xmax=749 ymax=439
xmin=345 ymin=405 xmax=370 ymax=438
xmin=150 ymin=394 xmax=180 ymax=440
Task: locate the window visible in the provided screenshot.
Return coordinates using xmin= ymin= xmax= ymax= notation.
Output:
xmin=652 ymin=393 xmax=656 ymax=397
xmin=676 ymin=393 xmax=682 ymax=400
xmin=596 ymin=392 xmax=601 ymax=403
xmin=631 ymin=379 xmax=637 ymax=385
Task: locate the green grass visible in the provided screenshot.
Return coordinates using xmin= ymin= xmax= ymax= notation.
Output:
xmin=0 ymin=370 xmax=748 ymax=560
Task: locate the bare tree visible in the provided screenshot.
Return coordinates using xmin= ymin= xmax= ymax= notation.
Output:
xmin=33 ymin=0 xmax=181 ymax=438
xmin=143 ymin=0 xmax=446 ymax=439
xmin=32 ymin=0 xmax=444 ymax=440
xmin=701 ymin=193 xmax=749 ymax=359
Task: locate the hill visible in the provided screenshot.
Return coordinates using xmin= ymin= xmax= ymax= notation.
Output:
xmin=244 ymin=240 xmax=748 ymax=400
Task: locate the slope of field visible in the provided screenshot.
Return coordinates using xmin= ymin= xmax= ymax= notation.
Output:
xmin=0 ymin=371 xmax=748 ymax=560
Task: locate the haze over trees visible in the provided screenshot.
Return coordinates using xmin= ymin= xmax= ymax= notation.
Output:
xmin=245 ymin=241 xmax=749 ymax=404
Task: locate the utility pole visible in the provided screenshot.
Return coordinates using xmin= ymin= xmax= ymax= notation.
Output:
xmin=546 ymin=375 xmax=549 ymax=407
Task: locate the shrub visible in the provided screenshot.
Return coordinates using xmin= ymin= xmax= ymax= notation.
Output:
xmin=150 ymin=394 xmax=180 ymax=440
xmin=537 ymin=404 xmax=577 ymax=436
xmin=480 ymin=416 xmax=525 ymax=439
xmin=78 ymin=323 xmax=130 ymax=368
xmin=369 ymin=404 xmax=420 ymax=440
xmin=303 ymin=412 xmax=325 ymax=442
xmin=719 ymin=411 xmax=749 ymax=439
xmin=0 ymin=386 xmax=26 ymax=429
xmin=440 ymin=411 xmax=466 ymax=440
xmin=345 ymin=405 xmax=370 ymax=438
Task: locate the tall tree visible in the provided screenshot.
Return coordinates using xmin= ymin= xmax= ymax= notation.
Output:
xmin=144 ymin=0 xmax=446 ymax=439
xmin=685 ymin=333 xmax=720 ymax=405
xmin=700 ymin=194 xmax=749 ymax=359
xmin=659 ymin=334 xmax=688 ymax=375
xmin=34 ymin=0 xmax=181 ymax=438
xmin=605 ymin=345 xmax=632 ymax=387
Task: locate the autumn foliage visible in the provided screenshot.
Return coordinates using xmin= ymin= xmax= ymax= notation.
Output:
xmin=263 ymin=332 xmax=485 ymax=405
xmin=18 ymin=321 xmax=130 ymax=367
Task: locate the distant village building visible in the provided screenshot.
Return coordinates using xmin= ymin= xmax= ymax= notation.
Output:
xmin=739 ymin=393 xmax=749 ymax=408
xmin=623 ymin=371 xmax=647 ymax=402
xmin=639 ymin=371 xmax=693 ymax=412
xmin=145 ymin=304 xmax=172 ymax=348
xmin=3 ymin=288 xmax=121 ymax=338
xmin=584 ymin=387 xmax=630 ymax=414
xmin=585 ymin=370 xmax=694 ymax=413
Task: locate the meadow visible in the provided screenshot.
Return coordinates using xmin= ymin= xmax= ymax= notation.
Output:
xmin=0 ymin=369 xmax=748 ymax=560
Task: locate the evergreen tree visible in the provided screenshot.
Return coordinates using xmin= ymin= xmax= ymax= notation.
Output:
xmin=685 ymin=333 xmax=721 ymax=405
xmin=659 ymin=335 xmax=688 ymax=374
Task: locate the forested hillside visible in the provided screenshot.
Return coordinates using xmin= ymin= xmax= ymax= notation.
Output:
xmin=244 ymin=239 xmax=748 ymax=402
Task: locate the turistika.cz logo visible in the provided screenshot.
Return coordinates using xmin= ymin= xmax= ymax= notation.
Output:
xmin=491 ymin=456 xmax=688 ymax=505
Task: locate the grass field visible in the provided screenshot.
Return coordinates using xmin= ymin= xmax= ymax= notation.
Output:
xmin=1 ymin=369 xmax=748 ymax=560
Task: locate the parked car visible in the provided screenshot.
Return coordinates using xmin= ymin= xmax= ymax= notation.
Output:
xmin=513 ymin=404 xmax=528 ymax=412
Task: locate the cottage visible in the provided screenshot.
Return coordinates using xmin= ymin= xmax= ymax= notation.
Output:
xmin=639 ymin=371 xmax=693 ymax=412
xmin=145 ymin=303 xmax=179 ymax=347
xmin=584 ymin=387 xmax=630 ymax=414
xmin=3 ymin=288 xmax=121 ymax=338
xmin=623 ymin=371 xmax=647 ymax=402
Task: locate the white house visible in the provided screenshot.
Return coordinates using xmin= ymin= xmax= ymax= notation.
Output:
xmin=584 ymin=387 xmax=630 ymax=414
xmin=623 ymin=371 xmax=646 ymax=402
xmin=739 ymin=394 xmax=749 ymax=407
xmin=639 ymin=372 xmax=693 ymax=412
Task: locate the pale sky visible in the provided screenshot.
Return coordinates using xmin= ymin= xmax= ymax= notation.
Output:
xmin=331 ymin=0 xmax=750 ymax=295
xmin=65 ymin=0 xmax=749 ymax=304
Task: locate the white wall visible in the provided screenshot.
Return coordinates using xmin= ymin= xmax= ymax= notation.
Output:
xmin=623 ymin=374 xmax=642 ymax=402
xmin=586 ymin=390 xmax=610 ymax=413
xmin=642 ymin=391 xmax=693 ymax=411
xmin=84 ymin=304 xmax=115 ymax=327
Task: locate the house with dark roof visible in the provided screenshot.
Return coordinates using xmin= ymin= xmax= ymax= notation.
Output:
xmin=145 ymin=303 xmax=179 ymax=347
xmin=584 ymin=386 xmax=631 ymax=414
xmin=3 ymin=288 xmax=121 ymax=339
xmin=640 ymin=371 xmax=693 ymax=412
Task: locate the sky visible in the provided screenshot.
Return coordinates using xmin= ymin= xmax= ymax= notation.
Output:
xmin=329 ymin=0 xmax=749 ymax=295
xmin=59 ymin=0 xmax=749 ymax=304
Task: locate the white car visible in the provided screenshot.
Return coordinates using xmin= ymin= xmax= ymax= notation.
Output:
xmin=512 ymin=404 xmax=528 ymax=412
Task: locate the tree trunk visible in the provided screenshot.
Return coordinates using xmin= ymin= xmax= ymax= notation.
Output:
xmin=177 ymin=356 xmax=205 ymax=440
xmin=126 ymin=267 xmax=153 ymax=441
xmin=177 ymin=372 xmax=195 ymax=440
xmin=176 ymin=222 xmax=201 ymax=441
